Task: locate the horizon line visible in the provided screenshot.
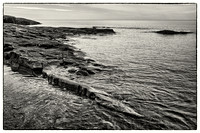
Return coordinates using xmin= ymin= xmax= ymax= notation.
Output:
xmin=37 ymin=18 xmax=196 ymax=21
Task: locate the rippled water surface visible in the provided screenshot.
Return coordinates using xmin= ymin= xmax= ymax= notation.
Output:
xmin=5 ymin=20 xmax=197 ymax=129
xmin=68 ymin=20 xmax=197 ymax=129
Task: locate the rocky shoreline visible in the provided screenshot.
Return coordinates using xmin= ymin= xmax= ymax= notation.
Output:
xmin=3 ymin=15 xmax=143 ymax=127
xmin=4 ymin=16 xmax=115 ymax=77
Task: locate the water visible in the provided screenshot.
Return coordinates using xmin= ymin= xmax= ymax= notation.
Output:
xmin=69 ymin=20 xmax=197 ymax=129
xmin=38 ymin=19 xmax=196 ymax=33
xmin=6 ymin=20 xmax=197 ymax=129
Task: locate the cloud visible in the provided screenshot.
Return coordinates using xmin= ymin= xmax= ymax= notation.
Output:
xmin=5 ymin=5 xmax=72 ymax=12
xmin=4 ymin=4 xmax=196 ymax=21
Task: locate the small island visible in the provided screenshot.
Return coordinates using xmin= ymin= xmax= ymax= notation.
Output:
xmin=155 ymin=30 xmax=193 ymax=35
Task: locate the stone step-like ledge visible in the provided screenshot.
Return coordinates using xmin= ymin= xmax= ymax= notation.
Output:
xmin=43 ymin=71 xmax=143 ymax=118
xmin=4 ymin=51 xmax=143 ymax=118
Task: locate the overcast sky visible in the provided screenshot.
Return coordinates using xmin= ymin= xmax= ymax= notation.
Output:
xmin=4 ymin=4 xmax=196 ymax=21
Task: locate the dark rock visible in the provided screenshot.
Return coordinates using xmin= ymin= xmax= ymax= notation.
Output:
xmin=58 ymin=77 xmax=80 ymax=92
xmin=4 ymin=52 xmax=11 ymax=60
xmin=3 ymin=15 xmax=16 ymax=24
xmin=42 ymin=71 xmax=48 ymax=78
xmin=93 ymin=68 xmax=102 ymax=72
xmin=4 ymin=44 xmax=14 ymax=52
xmin=75 ymin=70 xmax=90 ymax=76
xmin=89 ymin=92 xmax=96 ymax=100
xmin=79 ymin=67 xmax=95 ymax=75
xmin=85 ymin=69 xmax=95 ymax=75
xmin=18 ymin=43 xmax=36 ymax=47
xmin=95 ymin=28 xmax=115 ymax=34
xmin=32 ymin=68 xmax=43 ymax=76
xmin=48 ymin=75 xmax=53 ymax=84
xmin=155 ymin=30 xmax=192 ymax=35
xmin=4 ymin=15 xmax=40 ymax=25
xmin=11 ymin=61 xmax=19 ymax=71
xmin=61 ymin=59 xmax=75 ymax=66
xmin=85 ymin=58 xmax=95 ymax=63
xmin=68 ymin=68 xmax=77 ymax=73
xmin=52 ymin=76 xmax=59 ymax=86
xmin=18 ymin=65 xmax=33 ymax=75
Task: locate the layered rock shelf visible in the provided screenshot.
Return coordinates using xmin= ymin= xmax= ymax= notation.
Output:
xmin=43 ymin=72 xmax=143 ymax=118
xmin=4 ymin=15 xmax=143 ymax=118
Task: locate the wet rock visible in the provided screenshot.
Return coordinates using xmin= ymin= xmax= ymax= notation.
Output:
xmin=37 ymin=41 xmax=61 ymax=49
xmin=4 ymin=52 xmax=11 ymax=60
xmin=42 ymin=71 xmax=48 ymax=78
xmin=85 ymin=69 xmax=95 ymax=75
xmin=101 ymin=120 xmax=115 ymax=129
xmin=58 ymin=80 xmax=66 ymax=90
xmin=85 ymin=58 xmax=95 ymax=63
xmin=52 ymin=76 xmax=59 ymax=86
xmin=79 ymin=67 xmax=96 ymax=75
xmin=18 ymin=65 xmax=33 ymax=75
xmin=92 ymin=63 xmax=105 ymax=67
xmin=32 ymin=68 xmax=43 ymax=76
xmin=88 ymin=92 xmax=96 ymax=100
xmin=48 ymin=75 xmax=53 ymax=84
xmin=75 ymin=70 xmax=90 ymax=76
xmin=95 ymin=94 xmax=143 ymax=118
xmin=59 ymin=77 xmax=80 ymax=93
xmin=95 ymin=28 xmax=115 ymax=34
xmin=11 ymin=61 xmax=19 ymax=71
xmin=68 ymin=68 xmax=77 ymax=73
xmin=4 ymin=43 xmax=14 ymax=52
xmin=32 ymin=62 xmax=43 ymax=69
xmin=61 ymin=59 xmax=75 ymax=66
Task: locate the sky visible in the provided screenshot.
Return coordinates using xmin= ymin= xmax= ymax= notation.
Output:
xmin=4 ymin=4 xmax=196 ymax=21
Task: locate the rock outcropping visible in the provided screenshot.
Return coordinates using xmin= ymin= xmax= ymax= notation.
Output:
xmin=4 ymin=15 xmax=41 ymax=25
xmin=155 ymin=30 xmax=192 ymax=35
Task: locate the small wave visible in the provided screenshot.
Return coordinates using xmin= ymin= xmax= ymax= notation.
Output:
xmin=165 ymin=68 xmax=188 ymax=74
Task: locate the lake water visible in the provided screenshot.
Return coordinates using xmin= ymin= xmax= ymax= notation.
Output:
xmin=8 ymin=20 xmax=197 ymax=129
xmin=68 ymin=20 xmax=197 ymax=129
